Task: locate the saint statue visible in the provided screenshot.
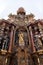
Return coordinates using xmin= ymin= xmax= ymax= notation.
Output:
xmin=18 ymin=32 xmax=25 ymax=46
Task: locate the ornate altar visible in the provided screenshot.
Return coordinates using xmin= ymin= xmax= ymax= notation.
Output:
xmin=0 ymin=7 xmax=43 ymax=65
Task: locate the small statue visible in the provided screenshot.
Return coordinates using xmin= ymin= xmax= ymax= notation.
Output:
xmin=18 ymin=32 xmax=25 ymax=46
xmin=2 ymin=35 xmax=10 ymax=51
xmin=34 ymin=38 xmax=42 ymax=50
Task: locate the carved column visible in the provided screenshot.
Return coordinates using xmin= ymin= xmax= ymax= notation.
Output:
xmin=8 ymin=26 xmax=14 ymax=53
xmin=29 ymin=26 xmax=36 ymax=53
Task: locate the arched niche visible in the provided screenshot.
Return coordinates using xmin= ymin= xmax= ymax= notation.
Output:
xmin=14 ymin=27 xmax=29 ymax=47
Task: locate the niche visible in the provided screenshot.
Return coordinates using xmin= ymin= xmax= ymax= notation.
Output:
xmin=15 ymin=28 xmax=29 ymax=47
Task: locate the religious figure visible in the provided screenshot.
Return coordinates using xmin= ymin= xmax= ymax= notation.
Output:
xmin=18 ymin=32 xmax=25 ymax=46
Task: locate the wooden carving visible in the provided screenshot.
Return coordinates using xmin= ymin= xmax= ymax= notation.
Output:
xmin=0 ymin=7 xmax=43 ymax=65
xmin=18 ymin=32 xmax=25 ymax=46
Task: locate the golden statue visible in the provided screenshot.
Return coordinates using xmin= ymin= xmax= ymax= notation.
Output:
xmin=18 ymin=32 xmax=24 ymax=46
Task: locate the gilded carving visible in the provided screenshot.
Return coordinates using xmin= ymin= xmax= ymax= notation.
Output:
xmin=18 ymin=32 xmax=25 ymax=46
